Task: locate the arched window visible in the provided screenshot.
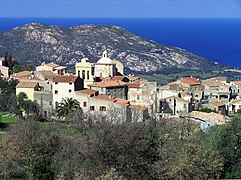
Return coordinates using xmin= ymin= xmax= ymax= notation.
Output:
xmin=87 ymin=71 xmax=90 ymax=80
xmin=82 ymin=70 xmax=85 ymax=79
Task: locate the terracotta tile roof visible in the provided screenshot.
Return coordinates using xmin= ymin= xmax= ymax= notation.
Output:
xmin=45 ymin=62 xmax=59 ymax=68
xmin=38 ymin=71 xmax=58 ymax=78
xmin=179 ymin=91 xmax=188 ymax=95
xmin=179 ymin=77 xmax=200 ymax=86
xmin=203 ymin=81 xmax=228 ymax=87
xmin=188 ymin=111 xmax=227 ymax=125
xmin=127 ymin=76 xmax=141 ymax=81
xmin=168 ymin=81 xmax=178 ymax=85
xmin=16 ymin=81 xmax=38 ymax=88
xmin=129 ymin=105 xmax=147 ymax=111
xmin=111 ymin=76 xmax=125 ymax=81
xmin=127 ymin=82 xmax=141 ymax=88
xmin=53 ymin=76 xmax=78 ymax=83
xmin=209 ymin=101 xmax=225 ymax=107
xmin=88 ymin=80 xmax=126 ymax=87
xmin=114 ymin=98 xmax=129 ymax=106
xmin=18 ymin=77 xmax=41 ymax=81
xmin=232 ymin=81 xmax=241 ymax=85
xmin=12 ymin=71 xmax=32 ymax=78
xmin=75 ymin=89 xmax=97 ymax=95
xmin=231 ymin=99 xmax=241 ymax=104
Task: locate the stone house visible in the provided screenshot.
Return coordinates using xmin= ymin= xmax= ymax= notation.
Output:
xmin=229 ymin=99 xmax=241 ymax=113
xmin=162 ymin=96 xmax=191 ymax=115
xmin=88 ymin=80 xmax=128 ymax=100
xmin=127 ymin=81 xmax=157 ymax=115
xmin=36 ymin=62 xmax=67 ymax=75
xmin=202 ymin=80 xmax=231 ymax=104
xmin=205 ymin=101 xmax=226 ymax=114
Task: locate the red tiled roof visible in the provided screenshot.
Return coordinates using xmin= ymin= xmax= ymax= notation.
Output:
xmin=53 ymin=76 xmax=78 ymax=83
xmin=232 ymin=81 xmax=241 ymax=85
xmin=75 ymin=89 xmax=97 ymax=95
xmin=12 ymin=71 xmax=32 ymax=78
xmin=16 ymin=81 xmax=38 ymax=88
xmin=203 ymin=81 xmax=228 ymax=87
xmin=180 ymin=77 xmax=200 ymax=86
xmin=168 ymin=81 xmax=178 ymax=85
xmin=88 ymin=80 xmax=126 ymax=87
xmin=38 ymin=71 xmax=58 ymax=78
xmin=231 ymin=99 xmax=241 ymax=104
xmin=127 ymin=82 xmax=141 ymax=88
xmin=45 ymin=62 xmax=59 ymax=68
xmin=114 ymin=98 xmax=129 ymax=106
xmin=127 ymin=76 xmax=141 ymax=81
xmin=111 ymin=76 xmax=126 ymax=81
xmin=209 ymin=101 xmax=225 ymax=107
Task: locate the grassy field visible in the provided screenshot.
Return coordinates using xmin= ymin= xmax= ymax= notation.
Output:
xmin=0 ymin=112 xmax=17 ymax=124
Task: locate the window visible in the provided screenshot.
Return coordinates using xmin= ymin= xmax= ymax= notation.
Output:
xmin=55 ymin=82 xmax=58 ymax=85
xmin=55 ymin=90 xmax=58 ymax=94
xmin=44 ymin=111 xmax=47 ymax=117
xmin=100 ymin=106 xmax=106 ymax=111
xmin=82 ymin=70 xmax=85 ymax=79
xmin=137 ymin=95 xmax=140 ymax=100
xmin=78 ymin=70 xmax=80 ymax=76
xmin=87 ymin=71 xmax=90 ymax=80
xmin=90 ymin=106 xmax=95 ymax=111
xmin=183 ymin=104 xmax=187 ymax=108
xmin=83 ymin=102 xmax=87 ymax=107
xmin=49 ymin=101 xmax=52 ymax=105
xmin=69 ymin=82 xmax=72 ymax=85
xmin=69 ymin=89 xmax=72 ymax=93
xmin=55 ymin=101 xmax=59 ymax=108
xmin=91 ymin=66 xmax=95 ymax=75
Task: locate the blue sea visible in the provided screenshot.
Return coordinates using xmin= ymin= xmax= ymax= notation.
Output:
xmin=1 ymin=17 xmax=241 ymax=68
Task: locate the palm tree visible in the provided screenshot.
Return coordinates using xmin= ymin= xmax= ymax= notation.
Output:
xmin=57 ymin=98 xmax=82 ymax=117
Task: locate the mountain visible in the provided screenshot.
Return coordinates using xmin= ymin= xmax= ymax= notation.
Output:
xmin=0 ymin=23 xmax=228 ymax=73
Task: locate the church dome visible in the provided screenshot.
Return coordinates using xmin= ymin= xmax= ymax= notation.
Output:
xmin=96 ymin=50 xmax=114 ymax=64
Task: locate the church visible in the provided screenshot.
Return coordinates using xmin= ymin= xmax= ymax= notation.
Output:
xmin=75 ymin=50 xmax=124 ymax=87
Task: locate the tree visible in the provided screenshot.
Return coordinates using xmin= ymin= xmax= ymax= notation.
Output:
xmin=167 ymin=134 xmax=223 ymax=179
xmin=206 ymin=118 xmax=241 ymax=178
xmin=0 ymin=121 xmax=61 ymax=179
xmin=57 ymin=98 xmax=82 ymax=117
xmin=16 ymin=92 xmax=40 ymax=119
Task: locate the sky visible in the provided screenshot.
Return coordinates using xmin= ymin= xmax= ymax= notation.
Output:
xmin=1 ymin=0 xmax=241 ymax=18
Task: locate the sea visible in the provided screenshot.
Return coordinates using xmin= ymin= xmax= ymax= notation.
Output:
xmin=1 ymin=17 xmax=241 ymax=68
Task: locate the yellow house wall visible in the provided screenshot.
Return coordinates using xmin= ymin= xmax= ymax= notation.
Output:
xmin=16 ymin=88 xmax=35 ymax=101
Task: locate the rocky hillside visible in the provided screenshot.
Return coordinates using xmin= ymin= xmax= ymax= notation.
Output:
xmin=0 ymin=23 xmax=227 ymax=73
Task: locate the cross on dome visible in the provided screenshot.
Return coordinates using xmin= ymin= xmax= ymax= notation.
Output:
xmin=102 ymin=50 xmax=108 ymax=58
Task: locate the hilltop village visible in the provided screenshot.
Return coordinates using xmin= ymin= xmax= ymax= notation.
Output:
xmin=1 ymin=51 xmax=241 ymax=124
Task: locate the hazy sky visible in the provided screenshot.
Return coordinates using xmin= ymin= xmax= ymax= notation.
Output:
xmin=2 ymin=0 xmax=241 ymax=18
